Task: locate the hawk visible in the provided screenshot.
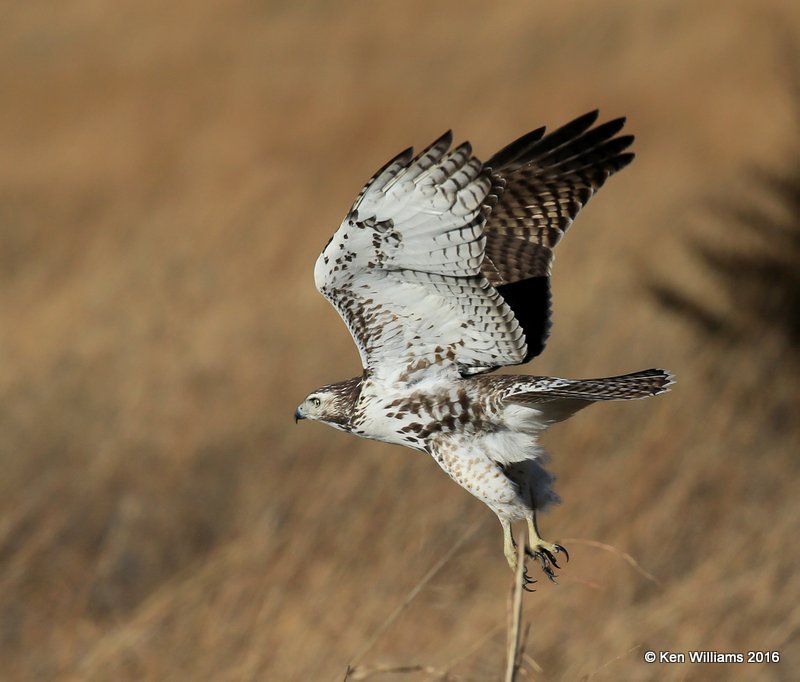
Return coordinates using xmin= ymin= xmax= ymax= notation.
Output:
xmin=295 ymin=111 xmax=672 ymax=583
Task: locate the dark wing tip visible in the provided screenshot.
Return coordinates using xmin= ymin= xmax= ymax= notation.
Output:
xmin=573 ymin=108 xmax=601 ymax=126
xmin=436 ymin=130 xmax=454 ymax=150
xmin=616 ymin=151 xmax=636 ymax=170
xmin=486 ymin=126 xmax=547 ymax=169
xmin=486 ymin=110 xmax=632 ymax=172
xmin=409 ymin=130 xmax=453 ymax=166
xmin=502 ymin=110 xmax=609 ymax=168
xmin=556 ymin=109 xmax=601 ymax=138
xmin=613 ymin=134 xmax=635 ymax=152
xmin=398 ymin=146 xmax=415 ymax=162
xmin=376 ymin=145 xmax=414 ymax=176
xmin=593 ymin=116 xmax=627 ymax=138
xmin=454 ymin=139 xmax=473 ymax=157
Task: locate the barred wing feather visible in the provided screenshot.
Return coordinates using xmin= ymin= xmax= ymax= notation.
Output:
xmin=482 ymin=110 xmax=635 ymax=361
xmin=314 ymin=133 xmax=525 ymax=383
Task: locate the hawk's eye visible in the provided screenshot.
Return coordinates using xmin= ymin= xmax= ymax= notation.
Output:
xmin=312 ymin=397 xmax=321 ymax=408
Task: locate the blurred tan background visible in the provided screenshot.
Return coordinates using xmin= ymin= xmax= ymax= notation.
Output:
xmin=1 ymin=1 xmax=799 ymax=680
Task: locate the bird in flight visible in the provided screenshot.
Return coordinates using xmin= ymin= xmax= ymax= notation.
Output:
xmin=295 ymin=111 xmax=672 ymax=584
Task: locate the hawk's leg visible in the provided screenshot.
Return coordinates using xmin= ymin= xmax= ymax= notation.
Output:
xmin=501 ymin=519 xmax=516 ymax=570
xmin=500 ymin=519 xmax=538 ymax=591
xmin=524 ymin=512 xmax=569 ymax=582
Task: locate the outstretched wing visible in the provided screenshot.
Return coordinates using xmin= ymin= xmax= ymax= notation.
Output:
xmin=315 ymin=112 xmax=633 ymax=383
xmin=315 ymin=134 xmax=526 ymax=383
xmin=481 ymin=110 xmax=634 ymax=361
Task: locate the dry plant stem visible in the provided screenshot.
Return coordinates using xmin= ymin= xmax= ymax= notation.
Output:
xmin=344 ymin=663 xmax=453 ymax=680
xmin=504 ymin=528 xmax=527 ymax=682
xmin=522 ymin=651 xmax=543 ymax=675
xmin=561 ymin=538 xmax=661 ymax=586
xmin=343 ymin=526 xmax=478 ymax=682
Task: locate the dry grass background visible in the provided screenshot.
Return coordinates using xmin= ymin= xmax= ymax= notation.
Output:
xmin=1 ymin=1 xmax=799 ymax=680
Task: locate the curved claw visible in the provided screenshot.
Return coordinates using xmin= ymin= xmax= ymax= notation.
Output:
xmin=521 ymin=565 xmax=537 ymax=592
xmin=540 ymin=547 xmax=560 ymax=569
xmin=521 ymin=537 xmax=569 ymax=582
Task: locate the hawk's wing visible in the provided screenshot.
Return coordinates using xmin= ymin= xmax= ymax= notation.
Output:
xmin=481 ymin=110 xmax=634 ymax=361
xmin=314 ymin=112 xmax=633 ymax=383
xmin=315 ymin=133 xmax=524 ymax=383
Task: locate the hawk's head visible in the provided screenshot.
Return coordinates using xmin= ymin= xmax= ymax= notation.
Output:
xmin=294 ymin=390 xmax=337 ymax=423
xmin=294 ymin=377 xmax=362 ymax=430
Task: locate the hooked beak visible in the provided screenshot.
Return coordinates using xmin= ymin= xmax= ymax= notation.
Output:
xmin=294 ymin=407 xmax=305 ymax=423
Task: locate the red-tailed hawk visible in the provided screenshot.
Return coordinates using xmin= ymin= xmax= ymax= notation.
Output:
xmin=295 ymin=111 xmax=672 ymax=585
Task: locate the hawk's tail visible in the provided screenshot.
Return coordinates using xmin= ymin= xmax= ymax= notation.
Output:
xmin=506 ymin=369 xmax=674 ymax=406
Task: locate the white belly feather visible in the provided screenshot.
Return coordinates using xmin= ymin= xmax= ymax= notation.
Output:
xmin=347 ymin=377 xmax=561 ymax=519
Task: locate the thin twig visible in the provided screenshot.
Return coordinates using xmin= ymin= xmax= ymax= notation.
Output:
xmin=561 ymin=538 xmax=662 ymax=586
xmin=504 ymin=528 xmax=526 ymax=682
xmin=345 ymin=663 xmax=455 ymax=680
xmin=342 ymin=526 xmax=478 ymax=681
xmin=521 ymin=652 xmax=543 ymax=675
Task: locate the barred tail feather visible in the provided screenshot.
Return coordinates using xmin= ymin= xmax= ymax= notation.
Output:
xmin=507 ymin=369 xmax=674 ymax=405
